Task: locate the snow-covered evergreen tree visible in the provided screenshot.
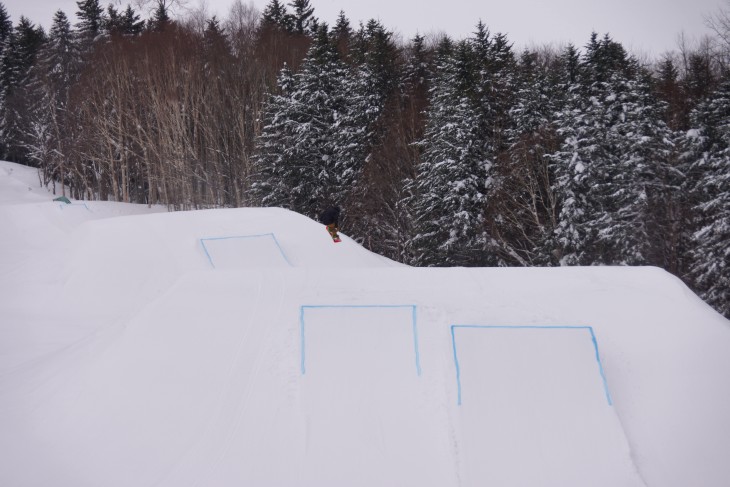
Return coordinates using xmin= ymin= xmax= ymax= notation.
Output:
xmin=548 ymin=45 xmax=593 ymax=265
xmin=250 ymin=63 xmax=299 ymax=208
xmin=405 ymin=26 xmax=523 ymax=266
xmin=402 ymin=33 xmax=430 ymax=97
xmin=355 ymin=20 xmax=398 ymax=101
xmin=656 ymin=57 xmax=687 ymax=131
xmin=22 ymin=9 xmax=82 ymax=186
xmin=607 ymin=69 xmax=675 ymax=264
xmin=0 ymin=3 xmax=10 ymax=49
xmin=684 ymin=79 xmax=730 ymax=317
xmin=331 ymin=10 xmax=352 ymax=59
xmin=654 ymin=57 xmax=691 ymax=277
xmin=0 ymin=3 xmax=12 ymax=158
xmin=549 ymin=35 xmax=672 ymax=266
xmin=332 ymin=62 xmax=381 ymax=200
xmin=471 ymin=24 xmax=515 ymax=158
xmin=336 ymin=19 xmax=396 ymax=236
xmin=0 ymin=4 xmax=10 ymax=75
xmin=1 ymin=16 xmax=45 ymax=162
xmin=24 ymin=10 xmax=79 ymax=172
xmin=409 ymin=40 xmax=492 ymax=266
xmin=252 ymin=25 xmax=373 ymax=218
xmin=497 ymin=48 xmax=560 ymax=265
xmin=75 ymin=0 xmax=104 ymax=48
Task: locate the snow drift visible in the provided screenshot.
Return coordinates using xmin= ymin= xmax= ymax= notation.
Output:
xmin=1 ymin=160 xmax=729 ymax=487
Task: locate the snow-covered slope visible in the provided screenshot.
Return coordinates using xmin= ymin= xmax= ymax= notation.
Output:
xmin=1 ymin=160 xmax=729 ymax=487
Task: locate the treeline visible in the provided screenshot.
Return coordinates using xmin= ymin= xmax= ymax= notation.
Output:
xmin=0 ymin=0 xmax=728 ymax=317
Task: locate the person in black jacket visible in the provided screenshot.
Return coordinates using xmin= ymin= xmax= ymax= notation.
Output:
xmin=319 ymin=206 xmax=341 ymax=242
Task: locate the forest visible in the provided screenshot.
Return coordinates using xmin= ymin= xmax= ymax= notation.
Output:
xmin=0 ymin=0 xmax=728 ymax=317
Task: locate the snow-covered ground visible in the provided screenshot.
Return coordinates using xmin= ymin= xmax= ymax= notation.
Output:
xmin=1 ymin=160 xmax=729 ymax=487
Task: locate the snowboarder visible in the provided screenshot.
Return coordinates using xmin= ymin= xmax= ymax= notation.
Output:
xmin=319 ymin=206 xmax=341 ymax=243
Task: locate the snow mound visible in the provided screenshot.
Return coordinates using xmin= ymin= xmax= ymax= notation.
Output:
xmin=454 ymin=325 xmax=641 ymax=486
xmin=1 ymin=161 xmax=729 ymax=487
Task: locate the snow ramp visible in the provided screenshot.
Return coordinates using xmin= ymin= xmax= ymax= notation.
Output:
xmin=1 ymin=164 xmax=729 ymax=487
xmin=297 ymin=305 xmax=455 ymax=486
xmin=452 ymin=324 xmax=643 ymax=486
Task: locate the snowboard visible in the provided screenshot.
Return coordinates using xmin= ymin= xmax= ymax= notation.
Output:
xmin=325 ymin=224 xmax=341 ymax=243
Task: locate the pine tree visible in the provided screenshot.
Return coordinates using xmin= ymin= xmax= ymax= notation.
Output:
xmin=470 ymin=25 xmax=521 ymax=263
xmin=401 ymin=32 xmax=432 ymax=145
xmin=332 ymin=55 xmax=383 ymax=204
xmin=609 ymin=69 xmax=675 ymax=265
xmin=2 ymin=16 xmax=44 ymax=88
xmin=44 ymin=10 xmax=78 ymax=89
xmin=409 ymin=41 xmax=491 ymax=266
xmin=684 ymin=52 xmax=715 ymax=107
xmin=149 ymin=0 xmax=171 ymax=32
xmin=550 ymin=37 xmax=628 ymax=265
xmin=105 ymin=4 xmax=120 ymax=32
xmin=684 ymin=79 xmax=730 ymax=317
xmin=331 ymin=10 xmax=352 ymax=59
xmin=288 ymin=0 xmax=316 ymax=36
xmin=0 ymin=3 xmax=10 ymax=50
xmin=250 ymin=63 xmax=295 ymax=207
xmin=472 ymin=24 xmax=516 ymax=156
xmin=403 ymin=34 xmax=430 ymax=94
xmin=252 ymin=22 xmax=386 ymax=222
xmin=75 ymin=0 xmax=104 ymax=47
xmin=562 ymin=43 xmax=580 ymax=86
xmin=338 ymin=19 xmax=395 ymax=174
xmin=656 ymin=58 xmax=687 ymax=130
xmin=120 ymin=5 xmax=144 ymax=36
xmin=261 ymin=0 xmax=291 ymax=32
xmin=0 ymin=2 xmax=12 ymax=157
xmin=252 ymin=26 xmax=351 ymax=217
xmin=105 ymin=4 xmax=143 ymax=36
xmin=545 ymin=45 xmax=587 ymax=264
xmin=353 ymin=20 xmax=398 ymax=101
xmin=549 ymin=35 xmax=672 ymax=266
xmin=1 ymin=16 xmax=45 ymax=162
xmin=203 ymin=16 xmax=227 ymax=51
xmin=25 ymin=10 xmax=79 ymax=175
xmin=0 ymin=4 xmax=9 ymax=88
xmin=496 ymin=48 xmax=560 ymax=265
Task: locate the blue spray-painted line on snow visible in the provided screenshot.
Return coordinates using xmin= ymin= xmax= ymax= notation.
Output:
xmin=268 ymin=233 xmax=292 ymax=266
xmin=199 ymin=233 xmax=292 ymax=268
xmin=451 ymin=325 xmax=462 ymax=405
xmin=59 ymin=202 xmax=90 ymax=211
xmin=300 ymin=305 xmax=421 ymax=376
xmin=587 ymin=326 xmax=613 ymax=406
xmin=450 ymin=325 xmax=613 ymax=407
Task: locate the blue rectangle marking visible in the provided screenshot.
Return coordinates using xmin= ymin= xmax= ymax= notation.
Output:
xmin=300 ymin=305 xmax=421 ymax=377
xmin=200 ymin=233 xmax=292 ymax=268
xmin=450 ymin=325 xmax=613 ymax=407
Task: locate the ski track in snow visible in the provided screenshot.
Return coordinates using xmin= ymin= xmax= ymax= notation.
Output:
xmin=1 ymin=161 xmax=730 ymax=487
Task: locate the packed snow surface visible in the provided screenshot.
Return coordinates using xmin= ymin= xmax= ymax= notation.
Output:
xmin=1 ymin=160 xmax=729 ymax=486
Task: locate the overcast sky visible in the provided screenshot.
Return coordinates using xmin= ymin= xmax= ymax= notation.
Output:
xmin=2 ymin=0 xmax=725 ymax=57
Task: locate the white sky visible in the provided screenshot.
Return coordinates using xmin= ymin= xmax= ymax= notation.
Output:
xmin=2 ymin=0 xmax=724 ymax=57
